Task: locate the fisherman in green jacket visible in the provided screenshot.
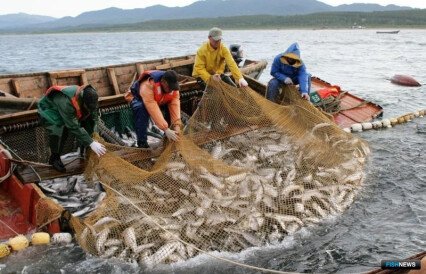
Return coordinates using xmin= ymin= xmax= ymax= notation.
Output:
xmin=38 ymin=85 xmax=106 ymax=172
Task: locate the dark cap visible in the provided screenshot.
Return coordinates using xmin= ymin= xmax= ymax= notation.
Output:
xmin=163 ymin=70 xmax=180 ymax=91
xmin=82 ymin=85 xmax=98 ymax=112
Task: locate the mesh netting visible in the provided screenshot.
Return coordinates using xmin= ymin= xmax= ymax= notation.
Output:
xmin=69 ymin=80 xmax=369 ymax=266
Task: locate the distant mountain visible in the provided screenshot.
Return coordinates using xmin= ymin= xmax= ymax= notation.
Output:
xmin=333 ymin=3 xmax=409 ymax=12
xmin=0 ymin=13 xmax=55 ymax=29
xmin=0 ymin=0 xmax=413 ymax=31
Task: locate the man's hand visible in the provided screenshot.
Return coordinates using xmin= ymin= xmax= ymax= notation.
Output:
xmin=301 ymin=93 xmax=310 ymax=101
xmin=284 ymin=77 xmax=294 ymax=85
xmin=238 ymin=78 xmax=248 ymax=87
xmin=89 ymin=141 xmax=107 ymax=157
xmin=212 ymin=74 xmax=221 ymax=81
xmin=174 ymin=125 xmax=181 ymax=136
xmin=164 ymin=128 xmax=179 ymax=141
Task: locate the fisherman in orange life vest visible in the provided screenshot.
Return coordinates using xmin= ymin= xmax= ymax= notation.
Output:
xmin=38 ymin=85 xmax=107 ymax=173
xmin=128 ymin=70 xmax=181 ymax=148
xmin=266 ymin=43 xmax=311 ymax=102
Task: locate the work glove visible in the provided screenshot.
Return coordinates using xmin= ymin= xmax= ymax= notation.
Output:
xmin=174 ymin=125 xmax=181 ymax=135
xmin=164 ymin=128 xmax=179 ymax=141
xmin=284 ymin=77 xmax=294 ymax=85
xmin=238 ymin=78 xmax=248 ymax=87
xmin=89 ymin=141 xmax=107 ymax=157
xmin=301 ymin=93 xmax=310 ymax=101
xmin=212 ymin=74 xmax=221 ymax=81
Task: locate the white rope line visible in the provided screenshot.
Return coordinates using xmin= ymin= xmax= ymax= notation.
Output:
xmin=0 ymin=219 xmax=19 ymax=236
xmin=98 ymin=181 xmax=297 ymax=274
xmin=344 ymin=109 xmax=426 ymax=133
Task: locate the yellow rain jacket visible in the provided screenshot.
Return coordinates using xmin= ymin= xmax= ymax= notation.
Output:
xmin=192 ymin=41 xmax=243 ymax=83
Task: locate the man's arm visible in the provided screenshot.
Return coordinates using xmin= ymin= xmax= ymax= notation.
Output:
xmin=140 ymin=83 xmax=169 ymax=130
xmin=297 ymin=64 xmax=310 ymax=94
xmin=167 ymin=93 xmax=181 ymax=132
xmin=271 ymin=55 xmax=287 ymax=82
xmin=193 ymin=48 xmax=212 ymax=83
xmin=81 ymin=110 xmax=97 ymax=137
xmin=222 ymin=46 xmax=243 ymax=82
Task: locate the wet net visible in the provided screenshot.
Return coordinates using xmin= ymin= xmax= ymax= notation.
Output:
xmin=68 ymin=80 xmax=369 ymax=267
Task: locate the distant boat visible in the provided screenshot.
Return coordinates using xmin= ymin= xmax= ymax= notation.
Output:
xmin=376 ymin=30 xmax=400 ymax=34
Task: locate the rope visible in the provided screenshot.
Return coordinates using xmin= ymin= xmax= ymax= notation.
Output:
xmin=0 ymin=138 xmax=42 ymax=183
xmin=315 ymin=91 xmax=369 ymax=115
xmin=346 ymin=108 xmax=426 ymax=132
xmin=97 ymin=181 xmax=297 ymax=274
xmin=9 ymin=158 xmax=51 ymax=167
xmin=98 ymin=121 xmax=126 ymax=146
xmin=37 ymin=214 xmax=63 ymax=230
xmin=0 ymin=219 xmax=19 ymax=236
xmin=0 ymin=148 xmax=12 ymax=183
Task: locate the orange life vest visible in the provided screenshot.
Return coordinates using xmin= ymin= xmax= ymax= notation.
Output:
xmin=317 ymin=85 xmax=341 ymax=99
xmin=127 ymin=70 xmax=179 ymax=105
xmin=45 ymin=85 xmax=87 ymax=120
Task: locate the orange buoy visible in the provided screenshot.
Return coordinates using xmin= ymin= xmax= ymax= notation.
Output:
xmin=390 ymin=74 xmax=421 ymax=87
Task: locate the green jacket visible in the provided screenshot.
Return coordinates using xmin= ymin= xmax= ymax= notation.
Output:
xmin=38 ymin=85 xmax=97 ymax=147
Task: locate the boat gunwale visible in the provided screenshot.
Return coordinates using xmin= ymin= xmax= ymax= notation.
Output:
xmin=0 ymin=54 xmax=196 ymax=79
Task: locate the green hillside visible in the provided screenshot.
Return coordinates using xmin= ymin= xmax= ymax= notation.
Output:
xmin=5 ymin=9 xmax=426 ymax=34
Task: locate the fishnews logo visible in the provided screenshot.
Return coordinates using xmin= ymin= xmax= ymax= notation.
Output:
xmin=381 ymin=260 xmax=421 ymax=270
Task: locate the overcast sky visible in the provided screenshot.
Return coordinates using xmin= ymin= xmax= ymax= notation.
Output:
xmin=0 ymin=0 xmax=425 ymax=17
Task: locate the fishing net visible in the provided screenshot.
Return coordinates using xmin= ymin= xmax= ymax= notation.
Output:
xmin=67 ymin=80 xmax=369 ymax=267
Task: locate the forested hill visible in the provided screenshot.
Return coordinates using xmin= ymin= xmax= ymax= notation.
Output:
xmin=2 ymin=9 xmax=426 ymax=34
xmin=0 ymin=0 xmax=412 ymax=31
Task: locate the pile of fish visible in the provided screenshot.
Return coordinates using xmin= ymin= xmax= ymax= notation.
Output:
xmin=38 ymin=175 xmax=106 ymax=218
xmin=79 ymin=126 xmax=368 ymax=267
xmin=109 ymin=125 xmax=164 ymax=147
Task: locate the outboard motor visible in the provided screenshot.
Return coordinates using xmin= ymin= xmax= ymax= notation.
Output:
xmin=229 ymin=44 xmax=244 ymax=66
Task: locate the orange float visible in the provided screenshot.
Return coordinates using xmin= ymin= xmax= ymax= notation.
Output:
xmin=390 ymin=74 xmax=421 ymax=87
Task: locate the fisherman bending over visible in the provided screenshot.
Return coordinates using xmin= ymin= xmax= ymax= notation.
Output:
xmin=38 ymin=85 xmax=106 ymax=172
xmin=127 ymin=70 xmax=181 ymax=148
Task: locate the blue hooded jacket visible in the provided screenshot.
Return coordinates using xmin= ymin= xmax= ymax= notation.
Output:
xmin=270 ymin=43 xmax=310 ymax=94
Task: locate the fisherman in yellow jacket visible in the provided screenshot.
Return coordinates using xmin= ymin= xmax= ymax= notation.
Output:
xmin=192 ymin=27 xmax=248 ymax=88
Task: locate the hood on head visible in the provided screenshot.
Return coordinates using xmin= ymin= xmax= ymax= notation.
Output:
xmin=280 ymin=42 xmax=303 ymax=68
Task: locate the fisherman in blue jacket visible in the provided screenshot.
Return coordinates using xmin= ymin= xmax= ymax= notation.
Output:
xmin=266 ymin=43 xmax=311 ymax=102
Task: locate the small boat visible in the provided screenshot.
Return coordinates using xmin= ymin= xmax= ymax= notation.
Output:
xmin=376 ymin=30 xmax=400 ymax=34
xmin=390 ymin=74 xmax=421 ymax=87
xmin=311 ymin=77 xmax=383 ymax=128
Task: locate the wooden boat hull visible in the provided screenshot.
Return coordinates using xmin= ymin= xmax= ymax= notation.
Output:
xmin=390 ymin=74 xmax=421 ymax=87
xmin=0 ymin=55 xmax=267 ymax=125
